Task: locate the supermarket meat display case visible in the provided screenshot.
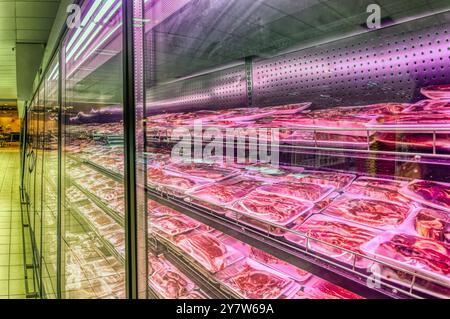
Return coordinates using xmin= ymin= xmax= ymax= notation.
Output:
xmin=20 ymin=0 xmax=450 ymax=299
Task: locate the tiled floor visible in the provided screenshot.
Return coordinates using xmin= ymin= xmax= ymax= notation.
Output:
xmin=0 ymin=149 xmax=26 ymax=299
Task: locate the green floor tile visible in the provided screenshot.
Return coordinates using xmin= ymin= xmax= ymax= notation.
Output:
xmin=0 ymin=280 xmax=8 ymax=295
xmin=0 ymin=255 xmax=9 ymax=266
xmin=0 ymin=229 xmax=10 ymax=236
xmin=0 ymin=222 xmax=10 ymax=229
xmin=9 ymin=279 xmax=25 ymax=295
xmin=9 ymin=266 xmax=24 ymax=280
xmin=9 ymin=254 xmax=23 ymax=266
xmin=0 ymin=266 xmax=8 ymax=280
xmin=0 ymin=245 xmax=9 ymax=254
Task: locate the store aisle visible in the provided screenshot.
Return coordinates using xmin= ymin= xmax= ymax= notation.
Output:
xmin=0 ymin=149 xmax=26 ymax=299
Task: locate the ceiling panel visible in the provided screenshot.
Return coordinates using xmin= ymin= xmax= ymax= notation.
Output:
xmin=0 ymin=0 xmax=60 ymax=100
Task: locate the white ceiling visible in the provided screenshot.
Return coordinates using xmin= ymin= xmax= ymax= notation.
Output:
xmin=0 ymin=0 xmax=60 ymax=101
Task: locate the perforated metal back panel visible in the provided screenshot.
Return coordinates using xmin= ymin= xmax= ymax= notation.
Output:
xmin=146 ymin=65 xmax=247 ymax=112
xmin=146 ymin=12 xmax=450 ymax=112
xmin=253 ymin=13 xmax=450 ymax=108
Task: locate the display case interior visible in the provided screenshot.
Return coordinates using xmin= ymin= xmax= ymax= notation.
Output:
xmin=19 ymin=0 xmax=450 ymax=299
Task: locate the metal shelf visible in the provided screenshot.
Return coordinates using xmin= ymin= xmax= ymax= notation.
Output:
xmin=67 ymin=200 xmax=125 ymax=265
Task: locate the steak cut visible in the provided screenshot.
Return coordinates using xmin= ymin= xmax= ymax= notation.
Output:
xmin=376 ymin=233 xmax=450 ymax=277
xmin=402 ymin=180 xmax=450 ymax=212
xmin=176 ymin=232 xmax=244 ymax=273
xmin=188 ymin=177 xmax=264 ymax=206
xmin=323 ymin=195 xmax=411 ymax=229
xmin=415 ymin=208 xmax=450 ymax=243
xmin=345 ymin=177 xmax=410 ymax=205
xmin=234 ymin=190 xmax=313 ymax=225
xmin=220 ymin=259 xmax=293 ymax=299
xmin=257 ymin=182 xmax=334 ymax=202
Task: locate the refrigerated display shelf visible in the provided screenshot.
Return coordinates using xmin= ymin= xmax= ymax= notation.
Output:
xmin=145 ymin=186 xmax=447 ymax=300
xmin=148 ymin=234 xmax=229 ymax=299
xmin=67 ymin=154 xmax=123 ymax=181
xmin=69 ymin=179 xmax=124 ymax=227
xmin=68 ymin=201 xmax=125 ymax=265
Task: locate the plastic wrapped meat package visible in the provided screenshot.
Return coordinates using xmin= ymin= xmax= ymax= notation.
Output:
xmin=285 ymin=214 xmax=380 ymax=268
xmin=148 ymin=256 xmax=197 ymax=299
xmin=400 ymin=179 xmax=450 ymax=213
xmin=241 ymin=164 xmax=304 ymax=182
xmin=361 ymin=231 xmax=450 ymax=289
xmin=256 ymin=181 xmax=335 ymax=203
xmin=230 ymin=190 xmax=313 ymax=227
xmin=175 ymin=231 xmax=245 ymax=273
xmin=165 ymin=162 xmax=239 ymax=182
xmin=249 ymin=247 xmax=312 ymax=283
xmin=286 ymin=170 xmax=356 ymax=192
xmin=149 ymin=214 xmax=200 ymax=243
xmin=66 ymin=186 xmax=87 ymax=203
xmin=215 ymin=258 xmax=295 ymax=299
xmin=345 ymin=176 xmax=411 ymax=205
xmin=293 ymin=277 xmax=363 ymax=299
xmin=321 ymin=194 xmax=415 ymax=231
xmin=413 ymin=207 xmax=450 ymax=243
xmin=187 ymin=176 xmax=265 ymax=207
xmin=376 ymin=132 xmax=450 ymax=152
xmin=420 ymin=84 xmax=450 ymax=100
xmin=147 ymin=166 xmax=209 ymax=195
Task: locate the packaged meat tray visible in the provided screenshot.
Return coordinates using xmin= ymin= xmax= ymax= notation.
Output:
xmin=261 ymin=102 xmax=312 ymax=115
xmin=285 ymin=214 xmax=380 ymax=268
xmin=293 ymin=278 xmax=363 ymax=299
xmin=187 ymin=176 xmax=265 ymax=207
xmin=148 ymin=257 xmax=197 ymax=299
xmin=256 ymin=181 xmax=335 ymax=203
xmin=149 ymin=214 xmax=200 ymax=239
xmin=231 ymin=190 xmax=313 ymax=226
xmin=179 ymin=291 xmax=208 ymax=299
xmin=404 ymin=99 xmax=450 ymax=113
xmin=345 ymin=177 xmax=410 ymax=205
xmin=305 ymin=103 xmax=409 ymax=117
xmin=176 ymin=231 xmax=244 ymax=273
xmin=420 ymin=84 xmax=450 ymax=100
xmin=361 ymin=232 xmax=450 ymax=286
xmin=242 ymin=164 xmax=304 ymax=182
xmin=413 ymin=208 xmax=450 ymax=243
xmin=250 ymin=247 xmax=312 ymax=283
xmin=322 ymin=195 xmax=413 ymax=230
xmin=400 ymin=179 xmax=450 ymax=213
xmin=225 ymin=209 xmax=290 ymax=236
xmin=286 ymin=170 xmax=356 ymax=191
xmin=147 ymin=167 xmax=208 ymax=195
xmin=165 ymin=162 xmax=238 ymax=182
xmin=369 ymin=112 xmax=450 ymax=128
xmin=215 ymin=258 xmax=295 ymax=299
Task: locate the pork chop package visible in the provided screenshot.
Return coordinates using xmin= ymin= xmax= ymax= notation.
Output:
xmin=230 ymin=189 xmax=314 ymax=227
xmin=187 ymin=176 xmax=266 ymax=207
xmin=148 ymin=256 xmax=197 ymax=299
xmin=149 ymin=214 xmax=200 ymax=242
xmin=321 ymin=194 xmax=415 ymax=231
xmin=345 ymin=176 xmax=409 ymax=205
xmin=165 ymin=162 xmax=239 ymax=183
xmin=256 ymin=181 xmax=335 ymax=203
xmin=285 ymin=214 xmax=380 ymax=269
xmin=292 ymin=277 xmax=363 ymax=299
xmin=286 ymin=170 xmax=356 ymax=192
xmin=400 ymin=179 xmax=450 ymax=213
xmin=175 ymin=231 xmax=245 ymax=273
xmin=361 ymin=231 xmax=450 ymax=288
xmin=410 ymin=207 xmax=450 ymax=243
xmin=420 ymin=84 xmax=450 ymax=100
xmin=147 ymin=166 xmax=209 ymax=195
xmin=249 ymin=247 xmax=312 ymax=283
xmin=241 ymin=164 xmax=304 ymax=182
xmin=214 ymin=258 xmax=295 ymax=299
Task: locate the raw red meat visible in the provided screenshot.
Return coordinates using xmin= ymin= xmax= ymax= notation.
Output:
xmin=289 ymin=215 xmax=378 ymax=260
xmin=376 ymin=233 xmax=450 ymax=276
xmin=421 ymin=84 xmax=450 ymax=100
xmin=372 ymin=112 xmax=450 ymax=126
xmin=150 ymin=215 xmax=199 ymax=237
xmin=220 ymin=259 xmax=293 ymax=299
xmin=323 ymin=196 xmax=411 ymax=229
xmin=415 ymin=208 xmax=450 ymax=243
xmin=345 ymin=177 xmax=411 ymax=205
xmin=376 ymin=132 xmax=450 ymax=151
xmin=165 ymin=162 xmax=237 ymax=181
xmin=296 ymin=279 xmax=363 ymax=299
xmin=287 ymin=170 xmax=355 ymax=191
xmin=402 ymin=180 xmax=450 ymax=212
xmin=188 ymin=177 xmax=264 ymax=206
xmin=261 ymin=102 xmax=311 ymax=115
xmin=257 ymin=182 xmax=333 ymax=202
xmin=176 ymin=232 xmax=244 ymax=273
xmin=149 ymin=267 xmax=195 ymax=299
xmin=234 ymin=190 xmax=313 ymax=225
xmin=405 ymin=100 xmax=450 ymax=113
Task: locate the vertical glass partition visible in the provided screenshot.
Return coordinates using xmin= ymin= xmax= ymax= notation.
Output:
xmin=61 ymin=0 xmax=126 ymax=299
